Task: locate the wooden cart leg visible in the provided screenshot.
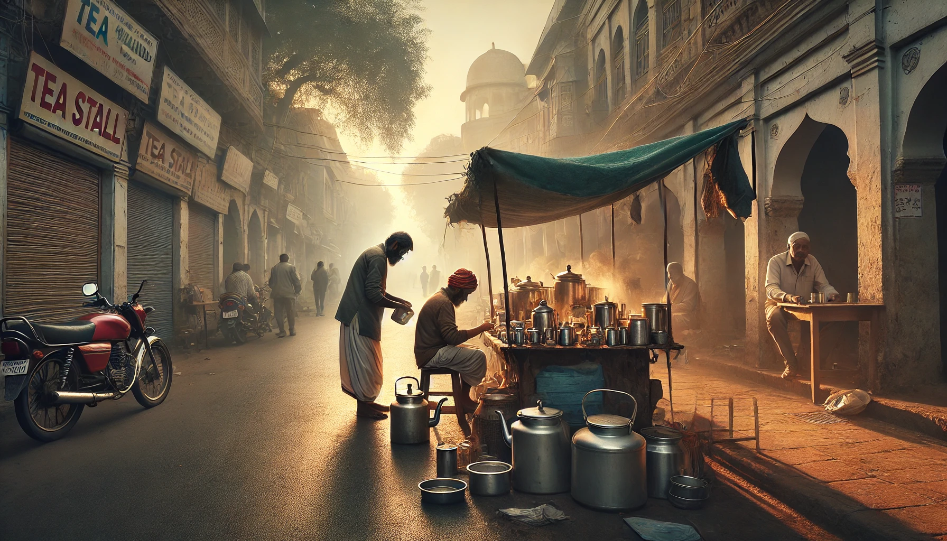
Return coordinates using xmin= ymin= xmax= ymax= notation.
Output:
xmin=810 ymin=314 xmax=821 ymax=404
xmin=753 ymin=397 xmax=760 ymax=453
xmin=868 ymin=310 xmax=879 ymax=393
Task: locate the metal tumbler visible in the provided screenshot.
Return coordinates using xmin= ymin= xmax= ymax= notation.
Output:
xmin=846 ymin=292 xmax=858 ymax=303
xmin=437 ymin=443 xmax=458 ymax=477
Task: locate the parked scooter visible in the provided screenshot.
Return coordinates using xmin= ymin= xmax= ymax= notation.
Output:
xmin=218 ymin=286 xmax=272 ymax=344
xmin=1 ymin=281 xmax=173 ymax=442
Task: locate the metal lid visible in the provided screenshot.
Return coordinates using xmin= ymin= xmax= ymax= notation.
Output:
xmin=482 ymin=392 xmax=517 ymax=404
xmin=532 ymin=300 xmax=554 ymax=313
xmin=518 ymin=400 xmax=563 ymax=420
xmin=640 ymin=426 xmax=684 ymax=441
xmin=594 ymin=296 xmax=617 ymax=307
xmin=587 ymin=413 xmax=631 ymax=429
xmin=396 ymin=382 xmax=424 ymax=398
xmin=555 ymin=265 xmax=584 ymax=283
xmin=515 ymin=276 xmax=544 ymax=289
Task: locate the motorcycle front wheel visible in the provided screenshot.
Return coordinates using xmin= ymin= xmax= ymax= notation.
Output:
xmin=132 ymin=340 xmax=172 ymax=408
xmin=14 ymin=355 xmax=84 ymax=442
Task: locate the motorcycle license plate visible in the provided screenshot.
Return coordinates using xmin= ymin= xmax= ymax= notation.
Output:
xmin=1 ymin=359 xmax=29 ymax=376
xmin=223 ymin=310 xmax=239 ymax=319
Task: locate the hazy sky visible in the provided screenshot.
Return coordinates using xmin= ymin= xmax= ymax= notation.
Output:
xmin=337 ymin=0 xmax=555 ymax=167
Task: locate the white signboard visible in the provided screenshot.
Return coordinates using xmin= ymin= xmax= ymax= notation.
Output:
xmin=191 ymin=158 xmax=230 ymax=214
xmin=220 ymin=146 xmax=253 ymax=193
xmin=60 ymin=0 xmax=157 ymax=102
xmin=286 ymin=203 xmax=304 ymax=225
xmin=157 ymin=68 xmax=221 ymax=158
xmin=136 ymin=122 xmax=196 ymax=194
xmin=263 ymin=170 xmax=279 ymax=190
xmin=20 ymin=52 xmax=127 ymax=161
xmin=894 ymin=184 xmax=922 ymax=218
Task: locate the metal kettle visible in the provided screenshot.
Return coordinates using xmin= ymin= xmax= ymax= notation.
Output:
xmin=390 ymin=376 xmax=447 ymax=444
xmin=571 ymin=389 xmax=647 ymax=510
xmin=497 ymin=401 xmax=571 ymax=494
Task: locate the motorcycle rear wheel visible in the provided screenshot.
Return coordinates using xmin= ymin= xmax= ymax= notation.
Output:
xmin=233 ymin=325 xmax=248 ymax=344
xmin=132 ymin=340 xmax=172 ymax=408
xmin=14 ymin=355 xmax=84 ymax=442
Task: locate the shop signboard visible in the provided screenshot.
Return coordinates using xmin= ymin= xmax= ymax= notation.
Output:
xmin=220 ymin=146 xmax=253 ymax=193
xmin=60 ymin=0 xmax=158 ymax=102
xmin=263 ymin=170 xmax=279 ymax=190
xmin=191 ymin=158 xmax=230 ymax=214
xmin=20 ymin=52 xmax=127 ymax=162
xmin=157 ymin=68 xmax=221 ymax=158
xmin=136 ymin=122 xmax=196 ymax=194
xmin=285 ymin=203 xmax=304 ymax=225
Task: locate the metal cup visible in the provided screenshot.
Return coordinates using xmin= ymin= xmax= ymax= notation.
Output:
xmin=846 ymin=292 xmax=858 ymax=303
xmin=436 ymin=443 xmax=458 ymax=477
xmin=810 ymin=292 xmax=825 ymax=304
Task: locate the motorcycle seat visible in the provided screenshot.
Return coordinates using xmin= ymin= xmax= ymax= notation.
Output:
xmin=5 ymin=320 xmax=96 ymax=345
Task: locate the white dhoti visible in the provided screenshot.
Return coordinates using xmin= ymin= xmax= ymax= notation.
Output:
xmin=339 ymin=316 xmax=383 ymax=401
xmin=423 ymin=345 xmax=487 ymax=387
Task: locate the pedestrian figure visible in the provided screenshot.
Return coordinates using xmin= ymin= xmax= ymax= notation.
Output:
xmin=663 ymin=262 xmax=700 ymax=330
xmin=429 ymin=265 xmax=441 ymax=291
xmin=311 ymin=261 xmax=329 ymax=316
xmin=328 ymin=263 xmax=340 ymax=298
xmin=420 ymin=266 xmax=429 ymax=297
xmin=269 ymin=254 xmax=302 ymax=337
xmin=336 ymin=232 xmax=414 ymax=419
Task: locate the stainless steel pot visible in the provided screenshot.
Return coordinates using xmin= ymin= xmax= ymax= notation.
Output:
xmin=571 ymin=389 xmax=647 ymax=511
xmin=390 ymin=377 xmax=447 ymax=444
xmin=532 ymin=300 xmax=557 ymax=336
xmin=618 ymin=327 xmax=630 ymax=345
xmin=640 ymin=426 xmax=685 ymax=499
xmin=510 ymin=277 xmax=553 ymax=322
xmin=467 ymin=461 xmax=512 ymax=496
xmin=553 ymin=265 xmax=587 ymax=318
xmin=642 ymin=303 xmax=669 ymax=333
xmin=419 ymin=478 xmax=467 ymax=504
xmin=629 ymin=318 xmax=650 ymax=346
xmin=593 ymin=297 xmax=618 ymax=329
xmin=557 ymin=323 xmax=576 ymax=346
xmin=586 ymin=286 xmax=606 ymax=305
xmin=498 ymin=401 xmax=572 ymax=494
xmin=605 ymin=327 xmax=620 ymax=346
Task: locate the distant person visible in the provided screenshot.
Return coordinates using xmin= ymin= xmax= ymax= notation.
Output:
xmin=269 ymin=254 xmax=302 ymax=337
xmin=664 ymin=262 xmax=699 ymax=330
xmin=336 ymin=232 xmax=414 ymax=419
xmin=765 ymin=232 xmax=839 ymax=379
xmin=420 ymin=266 xmax=430 ymax=297
xmin=311 ymin=261 xmax=329 ymax=316
xmin=224 ymin=262 xmax=256 ymax=305
xmin=414 ymin=269 xmax=493 ymax=413
xmin=328 ymin=263 xmax=340 ymax=298
xmin=429 ymin=265 xmax=441 ymax=291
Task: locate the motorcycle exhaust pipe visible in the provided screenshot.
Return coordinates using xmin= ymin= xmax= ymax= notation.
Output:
xmin=51 ymin=391 xmax=118 ymax=404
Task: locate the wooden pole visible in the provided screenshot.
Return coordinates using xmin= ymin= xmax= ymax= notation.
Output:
xmin=578 ymin=214 xmax=585 ymax=268
xmin=611 ymin=203 xmax=616 ymax=272
xmin=659 ymin=179 xmax=674 ymax=423
xmin=481 ymin=224 xmax=495 ymax=320
xmin=493 ymin=182 xmax=512 ymax=346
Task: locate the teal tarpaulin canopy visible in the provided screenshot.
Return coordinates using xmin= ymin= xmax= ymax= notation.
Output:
xmin=445 ymin=119 xmax=754 ymax=228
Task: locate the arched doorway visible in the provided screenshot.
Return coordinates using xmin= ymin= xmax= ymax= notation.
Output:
xmin=247 ymin=211 xmax=264 ymax=284
xmin=223 ymin=200 xmax=243 ymax=272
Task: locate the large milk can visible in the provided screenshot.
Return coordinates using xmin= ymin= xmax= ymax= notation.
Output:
xmin=571 ymin=389 xmax=647 ymax=510
xmin=497 ymin=401 xmax=571 ymax=494
xmin=390 ymin=377 xmax=447 ymax=444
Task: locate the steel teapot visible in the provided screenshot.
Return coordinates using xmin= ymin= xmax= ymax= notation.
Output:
xmin=390 ymin=376 xmax=447 ymax=444
xmin=497 ymin=401 xmax=571 ymax=494
xmin=571 ymin=389 xmax=647 ymax=510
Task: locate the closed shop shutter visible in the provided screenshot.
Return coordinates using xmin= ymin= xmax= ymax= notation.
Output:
xmin=5 ymin=139 xmax=100 ymax=322
xmin=127 ymin=182 xmax=174 ymax=337
xmin=188 ymin=202 xmax=217 ymax=300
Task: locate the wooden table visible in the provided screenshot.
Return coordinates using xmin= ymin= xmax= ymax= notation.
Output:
xmin=190 ymin=301 xmax=218 ymax=349
xmin=777 ymin=302 xmax=884 ymax=403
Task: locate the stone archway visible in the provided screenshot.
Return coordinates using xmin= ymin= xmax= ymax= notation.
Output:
xmin=223 ymin=200 xmax=244 ymax=272
xmin=247 ymin=210 xmax=264 ymax=284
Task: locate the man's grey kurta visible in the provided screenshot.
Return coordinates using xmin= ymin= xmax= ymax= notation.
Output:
xmin=335 ymin=243 xmax=388 ymax=341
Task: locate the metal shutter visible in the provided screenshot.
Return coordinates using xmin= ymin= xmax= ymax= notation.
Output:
xmin=188 ymin=202 xmax=217 ymax=300
xmin=5 ymin=139 xmax=100 ymax=322
xmin=126 ymin=182 xmax=174 ymax=336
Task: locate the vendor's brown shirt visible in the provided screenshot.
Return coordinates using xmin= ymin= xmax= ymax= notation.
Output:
xmin=414 ymin=290 xmax=469 ymax=368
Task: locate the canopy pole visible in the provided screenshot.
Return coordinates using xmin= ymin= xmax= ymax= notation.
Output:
xmin=579 ymin=214 xmax=585 ymax=268
xmin=481 ymin=224 xmax=495 ymax=320
xmin=659 ymin=179 xmax=674 ymax=424
xmin=611 ymin=204 xmax=616 ymax=272
xmin=493 ymin=182 xmax=512 ymax=348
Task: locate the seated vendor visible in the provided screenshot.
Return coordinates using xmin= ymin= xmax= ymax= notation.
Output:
xmin=664 ymin=262 xmax=699 ymax=330
xmin=765 ymin=231 xmax=839 ymax=379
xmin=414 ymin=269 xmax=494 ymax=412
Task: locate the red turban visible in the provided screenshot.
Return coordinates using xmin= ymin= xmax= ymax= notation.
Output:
xmin=448 ymin=268 xmax=478 ymax=290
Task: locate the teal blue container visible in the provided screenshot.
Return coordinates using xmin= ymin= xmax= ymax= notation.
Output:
xmin=535 ymin=363 xmax=605 ymax=428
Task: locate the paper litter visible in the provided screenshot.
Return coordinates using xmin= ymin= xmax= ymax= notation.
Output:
xmin=624 ymin=517 xmax=701 ymax=541
xmin=497 ymin=504 xmax=569 ymax=526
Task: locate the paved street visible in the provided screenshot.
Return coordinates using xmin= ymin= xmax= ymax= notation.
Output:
xmin=3 ymin=314 xmax=842 ymax=540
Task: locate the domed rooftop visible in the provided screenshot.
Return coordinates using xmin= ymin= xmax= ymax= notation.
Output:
xmin=461 ymin=44 xmax=526 ymax=101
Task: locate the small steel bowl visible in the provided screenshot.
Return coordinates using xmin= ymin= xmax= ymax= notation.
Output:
xmin=668 ymin=475 xmax=711 ymax=501
xmin=668 ymin=492 xmax=707 ymax=510
xmin=419 ymin=478 xmax=467 ymax=504
xmin=467 ymin=461 xmax=512 ymax=496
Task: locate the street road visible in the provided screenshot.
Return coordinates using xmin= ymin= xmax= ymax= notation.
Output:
xmin=2 ymin=313 xmax=823 ymax=540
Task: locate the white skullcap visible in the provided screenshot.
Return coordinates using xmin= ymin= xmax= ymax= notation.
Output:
xmin=788 ymin=231 xmax=810 ymax=245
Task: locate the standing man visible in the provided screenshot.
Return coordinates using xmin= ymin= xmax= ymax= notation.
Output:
xmin=415 ymin=269 xmax=494 ymax=412
xmin=429 ymin=265 xmax=441 ymax=292
xmin=664 ymin=262 xmax=700 ymax=330
xmin=269 ymin=254 xmax=302 ymax=337
xmin=311 ymin=261 xmax=329 ymax=316
xmin=420 ymin=266 xmax=430 ymax=297
xmin=765 ymin=232 xmax=839 ymax=378
xmin=336 ymin=232 xmax=414 ymax=419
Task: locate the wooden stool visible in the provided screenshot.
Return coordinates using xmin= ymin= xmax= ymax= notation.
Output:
xmin=419 ymin=367 xmax=471 ymax=437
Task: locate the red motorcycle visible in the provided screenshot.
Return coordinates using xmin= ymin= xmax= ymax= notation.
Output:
xmin=1 ymin=280 xmax=172 ymax=442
